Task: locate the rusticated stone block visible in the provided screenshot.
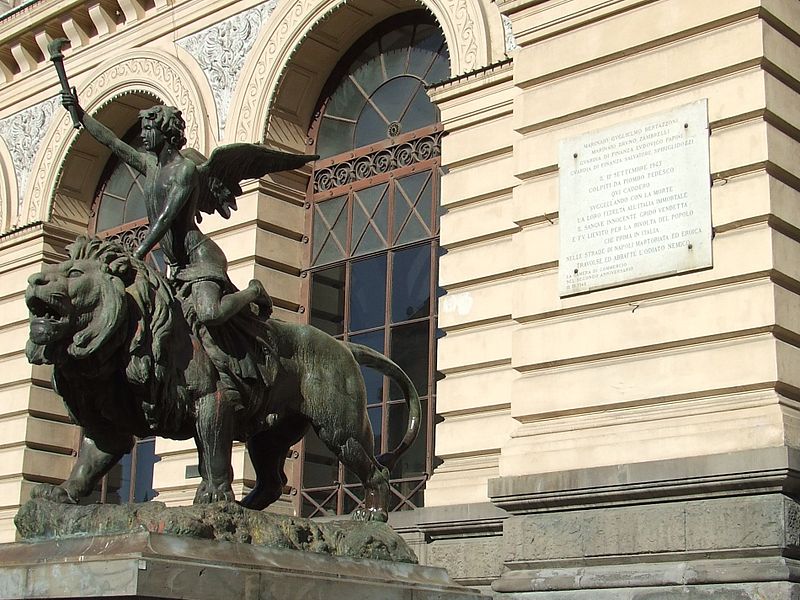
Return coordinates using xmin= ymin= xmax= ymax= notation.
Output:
xmin=503 ymin=494 xmax=800 ymax=567
xmin=684 ymin=495 xmax=784 ymax=551
xmin=503 ymin=503 xmax=685 ymax=562
xmin=582 ymin=504 xmax=685 ymax=557
xmin=427 ymin=537 xmax=504 ymax=580
xmin=504 ymin=513 xmax=584 ymax=562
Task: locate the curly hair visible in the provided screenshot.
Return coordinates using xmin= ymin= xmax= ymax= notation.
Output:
xmin=139 ymin=105 xmax=187 ymax=150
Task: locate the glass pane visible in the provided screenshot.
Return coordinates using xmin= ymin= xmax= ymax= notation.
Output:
xmin=369 ymin=77 xmax=420 ymax=126
xmin=350 ymin=40 xmax=380 ymax=78
xmin=96 ymin=196 xmax=125 ymax=232
xmin=354 ymin=102 xmax=389 ymax=149
xmin=381 ymin=25 xmax=414 ymax=79
xmin=123 ymin=191 xmax=148 ymax=223
xmin=415 ymin=24 xmax=444 ymax=55
xmin=313 ymin=195 xmax=347 ymax=265
xmin=399 ymin=87 xmax=438 ymax=133
xmin=133 ymin=438 xmax=158 ymax=502
xmin=326 ymin=77 xmax=367 ymax=121
xmin=310 ymin=265 xmax=345 ymax=336
xmin=390 ymin=479 xmax=425 ymax=511
xmin=426 ymin=53 xmax=450 ymax=85
xmin=352 ymin=184 xmax=388 ymax=256
xmin=407 ymin=47 xmax=435 ymax=79
xmin=394 ymin=172 xmax=432 ymax=244
xmin=302 ymin=429 xmax=339 ymax=488
xmin=350 ymin=330 xmax=385 ymax=406
xmin=351 ymin=62 xmax=385 ymax=100
xmin=342 ymin=484 xmax=365 ymax=513
xmin=103 ymin=164 xmax=134 ymax=199
xmin=302 ymin=487 xmax=338 ymax=517
xmin=387 ymin=399 xmax=428 ymax=478
xmin=94 ymin=126 xmax=149 ymax=234
xmin=368 ymin=405 xmax=383 ymax=454
xmin=343 ymin=406 xmax=381 ymax=484
xmin=116 ymin=453 xmax=132 ymax=504
xmin=317 ymin=118 xmax=355 ymax=159
xmin=349 ymin=254 xmax=387 ymax=331
xmin=391 ymin=244 xmax=431 ymax=323
xmin=389 ymin=321 xmax=429 ymax=399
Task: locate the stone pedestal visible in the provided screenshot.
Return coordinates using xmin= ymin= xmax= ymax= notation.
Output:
xmin=0 ymin=532 xmax=486 ymax=600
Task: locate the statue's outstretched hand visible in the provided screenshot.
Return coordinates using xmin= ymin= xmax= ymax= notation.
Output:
xmin=61 ymin=88 xmax=84 ymax=123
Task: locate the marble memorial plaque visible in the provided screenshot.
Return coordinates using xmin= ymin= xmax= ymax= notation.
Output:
xmin=558 ymin=100 xmax=712 ymax=296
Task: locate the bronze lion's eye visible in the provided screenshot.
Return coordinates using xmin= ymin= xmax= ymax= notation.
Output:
xmin=67 ymin=269 xmax=83 ymax=278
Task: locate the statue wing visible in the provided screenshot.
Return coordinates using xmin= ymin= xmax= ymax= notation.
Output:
xmin=182 ymin=144 xmax=318 ymax=222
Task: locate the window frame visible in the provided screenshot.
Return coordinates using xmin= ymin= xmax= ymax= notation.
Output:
xmin=297 ymin=11 xmax=446 ymax=517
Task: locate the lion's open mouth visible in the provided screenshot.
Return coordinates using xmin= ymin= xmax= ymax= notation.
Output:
xmin=27 ymin=294 xmax=70 ymax=344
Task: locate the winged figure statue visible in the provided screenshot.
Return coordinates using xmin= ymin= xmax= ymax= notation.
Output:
xmin=61 ymin=94 xmax=317 ymax=325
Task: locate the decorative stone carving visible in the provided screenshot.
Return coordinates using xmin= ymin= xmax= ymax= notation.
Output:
xmin=502 ymin=14 xmax=517 ymax=53
xmin=448 ymin=0 xmax=478 ymax=69
xmin=178 ymin=1 xmax=277 ymax=139
xmin=0 ymin=96 xmax=58 ymax=214
xmin=24 ymin=51 xmax=207 ymax=225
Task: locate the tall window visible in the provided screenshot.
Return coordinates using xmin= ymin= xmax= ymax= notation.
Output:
xmin=300 ymin=11 xmax=448 ymax=516
xmin=87 ymin=121 xmax=159 ymax=504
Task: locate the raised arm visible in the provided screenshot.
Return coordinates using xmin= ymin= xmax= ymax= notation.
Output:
xmin=134 ymin=161 xmax=197 ymax=260
xmin=61 ymin=91 xmax=148 ymax=175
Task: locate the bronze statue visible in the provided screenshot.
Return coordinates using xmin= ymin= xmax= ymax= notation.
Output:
xmin=26 ymin=237 xmax=420 ymax=521
xmin=25 ymin=44 xmax=422 ymax=521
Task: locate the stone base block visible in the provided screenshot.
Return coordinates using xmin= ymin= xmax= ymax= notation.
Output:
xmin=494 ymin=582 xmax=800 ymax=599
xmin=489 ymin=449 xmax=800 ymax=598
xmin=0 ymin=532 xmax=486 ymax=600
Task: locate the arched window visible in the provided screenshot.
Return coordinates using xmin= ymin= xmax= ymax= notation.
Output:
xmin=300 ymin=11 xmax=447 ymax=516
xmin=87 ymin=119 xmax=159 ymax=504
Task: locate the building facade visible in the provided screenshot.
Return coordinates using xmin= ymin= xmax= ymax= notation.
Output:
xmin=1 ymin=0 xmax=800 ymax=597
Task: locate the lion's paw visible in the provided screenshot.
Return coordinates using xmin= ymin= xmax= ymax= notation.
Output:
xmin=30 ymin=483 xmax=77 ymax=504
xmin=352 ymin=507 xmax=388 ymax=523
xmin=193 ymin=481 xmax=235 ymax=504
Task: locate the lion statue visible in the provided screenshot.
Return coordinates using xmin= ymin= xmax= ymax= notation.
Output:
xmin=25 ymin=236 xmax=420 ymax=521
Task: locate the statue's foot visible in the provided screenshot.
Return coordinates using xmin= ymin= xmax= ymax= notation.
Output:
xmin=193 ymin=481 xmax=235 ymax=504
xmin=351 ymin=506 xmax=388 ymax=523
xmin=30 ymin=483 xmax=77 ymax=504
xmin=248 ymin=279 xmax=273 ymax=318
xmin=239 ymin=483 xmax=282 ymax=511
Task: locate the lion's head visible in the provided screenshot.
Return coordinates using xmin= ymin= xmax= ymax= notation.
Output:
xmin=26 ymin=236 xmax=187 ymax=430
xmin=25 ymin=238 xmax=134 ymax=366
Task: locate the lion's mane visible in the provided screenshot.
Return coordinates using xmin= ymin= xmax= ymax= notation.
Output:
xmin=68 ymin=237 xmax=189 ymax=430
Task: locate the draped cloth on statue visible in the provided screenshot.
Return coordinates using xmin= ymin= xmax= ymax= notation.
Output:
xmin=172 ymin=265 xmax=278 ymax=428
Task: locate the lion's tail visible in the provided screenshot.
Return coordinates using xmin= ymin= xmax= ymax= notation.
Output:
xmin=345 ymin=342 xmax=421 ymax=472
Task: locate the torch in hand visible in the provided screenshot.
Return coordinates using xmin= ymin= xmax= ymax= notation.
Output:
xmin=47 ymin=38 xmax=82 ymax=129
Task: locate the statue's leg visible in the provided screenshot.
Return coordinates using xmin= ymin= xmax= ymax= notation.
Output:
xmin=192 ymin=280 xmax=272 ymax=326
xmin=193 ymin=391 xmax=236 ymax=503
xmin=31 ymin=429 xmax=134 ymax=503
xmin=315 ymin=426 xmax=390 ymax=522
xmin=240 ymin=423 xmax=305 ymax=510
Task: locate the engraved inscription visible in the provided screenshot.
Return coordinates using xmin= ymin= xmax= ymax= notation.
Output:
xmin=558 ymin=100 xmax=712 ymax=296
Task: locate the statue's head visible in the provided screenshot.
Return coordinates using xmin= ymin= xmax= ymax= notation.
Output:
xmin=139 ymin=105 xmax=186 ymax=152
